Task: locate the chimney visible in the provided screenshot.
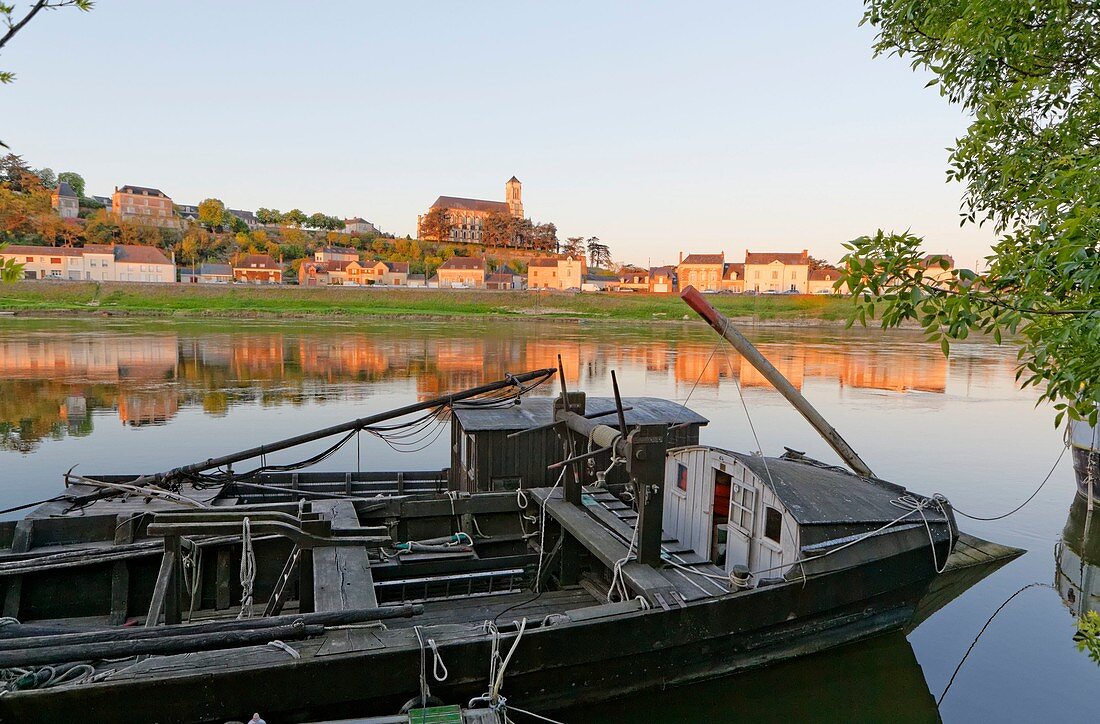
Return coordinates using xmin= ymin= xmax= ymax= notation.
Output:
xmin=803 ymin=249 xmax=808 ymax=257
xmin=679 ymin=251 xmax=683 ymax=264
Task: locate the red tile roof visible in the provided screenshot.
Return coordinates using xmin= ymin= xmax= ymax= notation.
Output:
xmin=649 ymin=265 xmax=675 ymax=277
xmin=680 ymin=253 xmax=724 ymax=265
xmin=809 ymin=268 xmax=841 ymax=281
xmin=233 ymin=254 xmax=280 ymax=270
xmin=723 ymin=262 xmax=745 ymax=280
xmin=439 ymin=256 xmax=485 ymax=271
xmin=745 ymin=251 xmax=809 ymax=265
xmin=1 ymin=244 xmax=83 ymax=257
xmin=115 ymin=245 xmax=172 ymax=265
xmin=384 ymin=261 xmax=410 ymax=274
xmin=528 ymin=257 xmax=559 ymax=267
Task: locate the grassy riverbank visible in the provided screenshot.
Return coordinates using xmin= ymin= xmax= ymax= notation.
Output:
xmin=0 ymin=281 xmax=855 ymax=323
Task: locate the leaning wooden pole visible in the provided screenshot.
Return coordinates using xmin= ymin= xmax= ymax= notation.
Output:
xmin=680 ymin=286 xmax=875 ymax=478
xmin=70 ymin=368 xmax=556 ymax=500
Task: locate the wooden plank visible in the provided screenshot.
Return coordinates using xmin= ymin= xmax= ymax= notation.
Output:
xmin=145 ymin=546 xmax=178 ymax=628
xmin=108 ymin=514 xmax=135 ymax=625
xmin=215 ymin=548 xmax=232 ymax=610
xmin=533 ymin=490 xmax=679 ymax=604
xmin=2 ymin=520 xmax=33 ymax=619
xmin=313 ymin=501 xmax=378 ymax=611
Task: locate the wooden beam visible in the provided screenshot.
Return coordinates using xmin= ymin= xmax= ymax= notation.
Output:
xmin=312 ymin=501 xmax=378 ymax=611
xmin=1 ymin=520 xmax=33 ymax=619
xmin=108 ymin=514 xmax=135 ymax=625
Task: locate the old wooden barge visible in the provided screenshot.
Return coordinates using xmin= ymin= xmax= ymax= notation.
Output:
xmin=0 ymin=291 xmax=1023 ymax=723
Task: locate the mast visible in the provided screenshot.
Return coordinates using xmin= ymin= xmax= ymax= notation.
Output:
xmin=680 ymin=286 xmax=875 ymax=478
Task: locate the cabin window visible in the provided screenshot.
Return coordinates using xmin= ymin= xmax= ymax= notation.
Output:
xmin=730 ymin=484 xmax=754 ymax=532
xmin=764 ymin=506 xmax=782 ymax=544
xmin=676 ymin=462 xmax=688 ymax=492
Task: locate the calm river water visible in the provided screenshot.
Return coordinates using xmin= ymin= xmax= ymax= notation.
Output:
xmin=0 ymin=318 xmax=1095 ymax=722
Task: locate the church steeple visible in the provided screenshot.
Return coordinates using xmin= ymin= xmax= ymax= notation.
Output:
xmin=505 ymin=176 xmax=523 ymax=218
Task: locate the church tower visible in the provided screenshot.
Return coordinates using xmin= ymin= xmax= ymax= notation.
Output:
xmin=505 ymin=176 xmax=523 ymax=218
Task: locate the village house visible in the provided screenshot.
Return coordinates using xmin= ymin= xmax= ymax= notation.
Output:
xmin=920 ymin=254 xmax=955 ymax=287
xmin=616 ymin=266 xmax=649 ymax=293
xmin=527 ymin=255 xmax=585 ymax=291
xmin=51 ymin=181 xmax=79 ymax=219
xmin=315 ymin=246 xmax=359 ymax=263
xmin=649 ymin=265 xmax=676 ymax=294
xmin=418 ymin=177 xmax=523 ymax=244
xmin=0 ymin=244 xmax=176 ymax=282
xmin=722 ymin=262 xmax=745 ymax=293
xmin=232 ymin=254 xmax=282 ymax=284
xmin=228 ymin=209 xmax=258 ymax=229
xmin=677 ymin=252 xmax=725 ymax=292
xmin=407 ymin=274 xmax=427 ymax=288
xmin=181 ymin=263 xmax=232 ymax=284
xmin=436 ymin=256 xmax=486 ymax=288
xmin=744 ymin=249 xmax=810 ymax=293
xmin=343 ymin=218 xmax=380 ymax=235
xmin=808 ymin=268 xmax=847 ymax=294
xmin=356 ymin=260 xmax=409 ymax=286
xmin=299 ymin=259 xmax=346 ymax=287
xmin=487 ymin=272 xmax=516 ymax=290
xmin=582 ymin=270 xmax=617 ymax=292
xmin=112 ymin=185 xmax=180 ymax=229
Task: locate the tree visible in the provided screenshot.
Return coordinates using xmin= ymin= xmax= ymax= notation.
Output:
xmin=587 ymin=237 xmax=611 ymax=269
xmin=0 ymin=153 xmax=37 ymax=192
xmin=197 ymin=198 xmax=227 ymax=231
xmin=481 ymin=211 xmax=514 ymax=247
xmin=562 ymin=237 xmax=585 ymax=257
xmin=533 ymin=222 xmax=558 ymax=251
xmin=33 ymin=167 xmax=56 ymax=188
xmin=839 ymin=2 xmax=1100 ymax=426
xmin=807 ymin=255 xmax=832 ymax=271
xmin=281 ymin=209 xmax=307 ymax=227
xmin=418 ymin=207 xmax=454 ymax=242
xmin=57 ymin=171 xmax=85 ymax=198
xmin=180 ymin=227 xmax=212 ymax=269
xmin=0 ymin=1 xmax=94 ymax=148
xmin=255 ymin=208 xmax=280 ymax=226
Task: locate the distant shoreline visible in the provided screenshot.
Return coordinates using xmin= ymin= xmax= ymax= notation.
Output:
xmin=0 ymin=280 xmax=860 ymax=326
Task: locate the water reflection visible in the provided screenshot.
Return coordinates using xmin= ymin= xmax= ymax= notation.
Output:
xmin=0 ymin=322 xmax=1010 ymax=454
xmin=1056 ymin=498 xmax=1100 ymax=618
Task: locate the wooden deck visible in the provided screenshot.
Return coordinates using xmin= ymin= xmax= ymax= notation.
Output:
xmin=530 ymin=486 xmax=730 ymax=607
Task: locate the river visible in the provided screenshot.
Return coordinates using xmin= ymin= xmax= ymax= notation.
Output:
xmin=0 ymin=318 xmax=1095 ymax=721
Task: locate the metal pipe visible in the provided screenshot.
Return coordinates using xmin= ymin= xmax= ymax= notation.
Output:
xmin=680 ymin=286 xmax=875 ymax=478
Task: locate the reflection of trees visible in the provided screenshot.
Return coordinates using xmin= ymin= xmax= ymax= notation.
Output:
xmin=0 ymin=325 xmax=1014 ymax=453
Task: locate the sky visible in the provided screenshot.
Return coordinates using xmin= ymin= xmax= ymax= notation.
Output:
xmin=0 ymin=1 xmax=995 ymax=268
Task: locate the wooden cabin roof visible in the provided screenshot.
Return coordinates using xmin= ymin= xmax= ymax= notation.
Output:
xmin=453 ymin=397 xmax=708 ymax=432
xmin=732 ymin=453 xmax=946 ymax=526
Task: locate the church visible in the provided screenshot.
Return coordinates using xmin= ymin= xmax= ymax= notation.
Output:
xmin=418 ymin=176 xmax=524 ymax=243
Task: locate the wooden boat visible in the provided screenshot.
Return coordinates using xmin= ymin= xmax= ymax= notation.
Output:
xmin=1068 ymin=413 xmax=1100 ymax=501
xmin=0 ymin=292 xmax=1023 ymax=723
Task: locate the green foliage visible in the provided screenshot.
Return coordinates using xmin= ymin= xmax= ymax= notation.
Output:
xmin=32 ymin=167 xmax=55 ymax=188
xmin=843 ymin=1 xmax=1100 ymax=425
xmin=255 ymin=207 xmax=280 ymax=226
xmin=57 ymin=171 xmax=84 ymax=197
xmin=0 ymin=241 xmax=24 ymax=282
xmin=282 ymin=209 xmax=307 ymax=227
xmin=1075 ymin=610 xmax=1100 ymax=665
xmin=197 ymin=198 xmax=226 ymax=231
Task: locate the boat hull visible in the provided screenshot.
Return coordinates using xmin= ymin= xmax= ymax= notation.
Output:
xmin=0 ymin=540 xmax=943 ymax=723
xmin=1071 ymin=445 xmax=1100 ymax=501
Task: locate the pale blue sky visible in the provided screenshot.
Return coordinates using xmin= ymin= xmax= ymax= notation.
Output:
xmin=1 ymin=1 xmax=993 ymax=267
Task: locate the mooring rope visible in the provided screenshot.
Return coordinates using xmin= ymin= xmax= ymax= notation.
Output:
xmin=237 ymin=517 xmax=256 ymax=619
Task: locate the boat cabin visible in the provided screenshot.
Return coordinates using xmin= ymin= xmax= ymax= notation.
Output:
xmin=451 ymin=397 xmax=707 ymax=492
xmin=664 ymin=446 xmax=921 ymax=581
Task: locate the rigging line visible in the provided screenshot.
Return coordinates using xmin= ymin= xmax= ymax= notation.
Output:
xmin=950 ymin=445 xmax=1066 ymax=521
xmin=937 ymin=582 xmax=1053 ymax=707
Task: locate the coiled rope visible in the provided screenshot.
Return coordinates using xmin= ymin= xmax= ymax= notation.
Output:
xmin=237 ymin=517 xmax=255 ymax=619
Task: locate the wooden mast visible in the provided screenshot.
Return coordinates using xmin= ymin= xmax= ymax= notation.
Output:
xmin=680 ymin=286 xmax=875 ymax=478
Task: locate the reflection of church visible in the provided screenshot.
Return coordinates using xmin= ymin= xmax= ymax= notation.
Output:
xmin=1056 ymin=497 xmax=1100 ymax=618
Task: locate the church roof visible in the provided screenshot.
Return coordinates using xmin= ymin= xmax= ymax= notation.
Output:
xmin=507 ymin=176 xmax=521 ymax=184
xmin=431 ymin=196 xmax=509 ymax=214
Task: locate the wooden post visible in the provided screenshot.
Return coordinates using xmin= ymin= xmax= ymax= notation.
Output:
xmin=681 ymin=285 xmax=876 ymax=478
xmin=627 ymin=424 xmax=668 ymax=566
xmin=108 ymin=514 xmax=134 ymax=625
xmin=2 ymin=520 xmax=33 ymax=619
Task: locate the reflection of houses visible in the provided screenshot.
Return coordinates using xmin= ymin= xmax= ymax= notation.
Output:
xmin=297 ymin=339 xmax=393 ymax=380
xmin=118 ymin=393 xmax=179 ymax=427
xmin=839 ymin=351 xmax=946 ymax=393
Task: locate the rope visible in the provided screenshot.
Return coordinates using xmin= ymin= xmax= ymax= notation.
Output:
xmin=504 ymin=703 xmax=567 ymax=724
xmin=949 ymin=445 xmax=1066 ymax=521
xmin=937 ymin=582 xmax=1053 ymax=706
xmin=490 ymin=617 xmax=527 ymax=704
xmin=237 ymin=517 xmax=255 ymax=619
xmin=267 ymin=640 xmax=300 ymax=659
xmin=607 ymin=515 xmax=641 ymax=602
xmin=181 ymin=539 xmax=202 ymax=621
xmin=427 ymin=637 xmax=448 ymax=682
